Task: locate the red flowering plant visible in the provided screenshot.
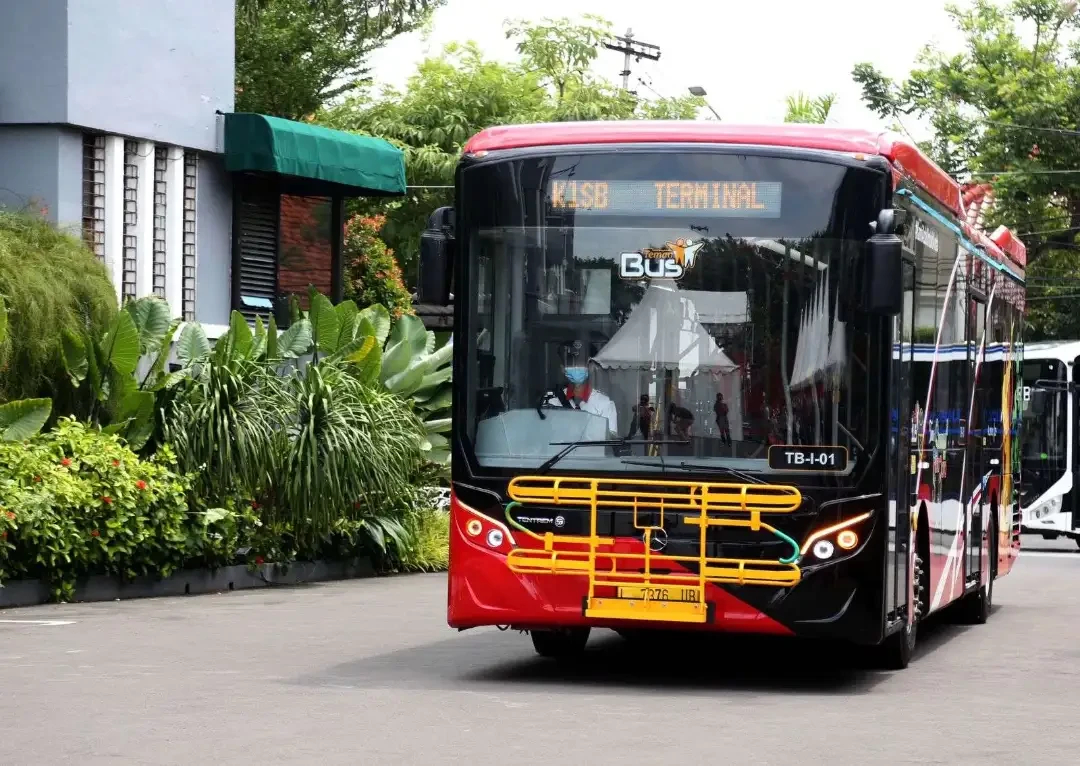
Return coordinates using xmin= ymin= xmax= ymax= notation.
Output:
xmin=0 ymin=419 xmax=201 ymax=601
xmin=343 ymin=214 xmax=415 ymax=320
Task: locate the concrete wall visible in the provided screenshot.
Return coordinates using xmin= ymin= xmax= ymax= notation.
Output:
xmin=0 ymin=0 xmax=69 ymax=124
xmin=0 ymin=0 xmax=234 ymax=153
xmin=66 ymin=0 xmax=235 ymax=152
xmin=0 ymin=126 xmax=83 ymax=232
xmin=195 ymin=153 xmax=234 ymax=328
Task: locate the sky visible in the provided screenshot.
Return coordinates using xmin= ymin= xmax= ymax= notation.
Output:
xmin=366 ymin=0 xmax=968 ymax=138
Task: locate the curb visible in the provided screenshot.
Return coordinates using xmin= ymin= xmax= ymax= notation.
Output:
xmin=0 ymin=558 xmax=375 ymax=609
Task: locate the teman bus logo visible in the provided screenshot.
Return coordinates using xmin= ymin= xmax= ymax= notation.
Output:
xmin=619 ymin=238 xmax=705 ymax=279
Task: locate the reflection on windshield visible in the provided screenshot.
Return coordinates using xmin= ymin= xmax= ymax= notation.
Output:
xmin=468 ymin=230 xmax=877 ymax=476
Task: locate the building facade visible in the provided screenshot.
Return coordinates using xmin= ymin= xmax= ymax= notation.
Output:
xmin=0 ymin=0 xmax=404 ymax=338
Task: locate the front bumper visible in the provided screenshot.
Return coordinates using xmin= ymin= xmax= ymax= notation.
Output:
xmin=447 ymin=477 xmax=884 ymax=643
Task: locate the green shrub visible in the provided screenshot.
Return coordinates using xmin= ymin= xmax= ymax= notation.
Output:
xmin=396 ymin=507 xmax=449 ymax=572
xmin=0 ymin=211 xmax=117 ymax=403
xmin=0 ymin=419 xmax=209 ymax=600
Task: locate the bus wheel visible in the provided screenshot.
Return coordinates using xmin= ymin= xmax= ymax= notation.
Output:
xmin=876 ymin=543 xmax=926 ymax=670
xmin=530 ymin=628 xmax=590 ymax=659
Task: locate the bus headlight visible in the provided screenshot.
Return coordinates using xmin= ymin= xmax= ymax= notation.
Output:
xmin=837 ymin=529 xmax=859 ymax=550
xmin=486 ymin=529 xmax=505 ymax=548
xmin=801 ymin=511 xmax=873 ymax=561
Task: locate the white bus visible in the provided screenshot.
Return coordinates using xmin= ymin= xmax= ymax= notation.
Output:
xmin=1020 ymin=340 xmax=1078 ymax=544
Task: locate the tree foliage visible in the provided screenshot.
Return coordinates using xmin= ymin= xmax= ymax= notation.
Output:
xmin=784 ymin=92 xmax=836 ymax=124
xmin=320 ymin=15 xmax=704 ymax=283
xmin=852 ymin=0 xmax=1080 ymax=339
xmin=235 ymin=0 xmax=443 ymax=119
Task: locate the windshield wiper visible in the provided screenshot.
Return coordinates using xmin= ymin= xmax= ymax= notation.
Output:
xmin=620 ymin=459 xmax=766 ymax=485
xmin=538 ymin=439 xmax=686 ymax=474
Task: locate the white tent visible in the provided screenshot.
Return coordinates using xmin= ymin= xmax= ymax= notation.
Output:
xmin=591 ymin=282 xmax=742 ymax=375
xmin=590 ymin=281 xmax=744 ymax=441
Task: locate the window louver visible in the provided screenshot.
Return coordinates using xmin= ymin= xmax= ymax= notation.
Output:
xmin=235 ymin=188 xmax=279 ymax=323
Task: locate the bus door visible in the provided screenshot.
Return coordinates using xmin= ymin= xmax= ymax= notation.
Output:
xmin=886 ymin=257 xmax=916 ymax=628
xmin=964 ymin=295 xmax=987 ymax=584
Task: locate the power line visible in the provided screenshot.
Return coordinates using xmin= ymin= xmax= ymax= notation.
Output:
xmin=602 ymin=28 xmax=660 ymax=92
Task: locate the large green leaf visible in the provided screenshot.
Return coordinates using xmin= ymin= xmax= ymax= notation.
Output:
xmin=418 ymin=385 xmax=452 ymax=412
xmin=309 ymin=292 xmax=340 ymax=355
xmin=61 ymin=329 xmax=89 ymax=385
xmin=334 ymin=300 xmax=359 ymax=347
xmin=146 ymin=318 xmax=182 ymax=389
xmin=82 ymin=327 xmax=104 ymax=402
xmin=125 ymin=296 xmax=172 ymax=354
xmin=115 ymin=389 xmax=156 ymax=451
xmin=0 ymin=294 xmax=7 ymax=345
xmin=278 ymin=318 xmax=313 ymax=358
xmin=383 ymin=357 xmax=430 ymax=396
xmin=344 ymin=335 xmax=382 ymax=385
xmin=252 ymin=315 xmax=268 ymax=360
xmin=101 ymin=310 xmax=141 ymax=376
xmin=358 ymin=304 xmax=391 ymax=347
xmin=227 ymin=311 xmax=254 ymax=360
xmin=381 ymin=315 xmax=428 ymax=383
xmin=177 ymin=323 xmax=211 ymax=366
xmin=0 ymin=398 xmax=52 ymax=441
xmin=424 ymin=417 xmax=452 ymax=434
xmin=266 ymin=315 xmax=279 ymax=360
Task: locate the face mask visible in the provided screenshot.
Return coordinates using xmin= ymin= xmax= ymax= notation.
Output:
xmin=565 ymin=367 xmax=589 ymax=385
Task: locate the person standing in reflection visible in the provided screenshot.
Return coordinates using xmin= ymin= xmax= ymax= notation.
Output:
xmin=627 ymin=394 xmax=655 ymax=441
xmin=668 ymin=401 xmax=694 ymax=440
xmin=714 ymin=392 xmax=731 ymax=446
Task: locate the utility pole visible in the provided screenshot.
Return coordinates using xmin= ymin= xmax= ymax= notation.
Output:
xmin=602 ymin=28 xmax=661 ymax=92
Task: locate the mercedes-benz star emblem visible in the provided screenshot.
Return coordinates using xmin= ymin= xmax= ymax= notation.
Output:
xmin=646 ymin=527 xmax=668 ymax=551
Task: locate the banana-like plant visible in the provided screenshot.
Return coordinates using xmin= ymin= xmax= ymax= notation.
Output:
xmin=0 ymin=294 xmax=52 ymax=441
xmin=60 ymin=296 xmax=182 ymax=450
xmin=300 ymin=288 xmax=452 ymax=465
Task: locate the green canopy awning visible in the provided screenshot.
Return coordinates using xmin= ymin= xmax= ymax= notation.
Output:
xmin=223 ymin=112 xmax=405 ymax=196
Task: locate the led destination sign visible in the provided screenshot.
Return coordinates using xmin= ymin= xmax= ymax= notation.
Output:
xmin=548 ymin=180 xmax=782 ymax=217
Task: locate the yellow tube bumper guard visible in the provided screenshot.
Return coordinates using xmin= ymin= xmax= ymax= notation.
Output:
xmin=504 ymin=476 xmax=803 ymax=625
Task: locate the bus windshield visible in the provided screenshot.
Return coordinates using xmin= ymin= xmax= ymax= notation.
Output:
xmin=459 ymin=150 xmax=886 ymax=479
xmin=1021 ymin=358 xmax=1069 ymax=507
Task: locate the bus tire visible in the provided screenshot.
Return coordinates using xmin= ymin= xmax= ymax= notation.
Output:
xmin=530 ymin=627 xmax=590 ymax=659
xmin=876 ymin=520 xmax=928 ymax=671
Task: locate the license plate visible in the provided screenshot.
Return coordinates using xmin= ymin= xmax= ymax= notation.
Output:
xmin=616 ymin=586 xmax=700 ymax=603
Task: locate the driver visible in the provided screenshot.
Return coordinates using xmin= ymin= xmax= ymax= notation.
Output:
xmin=545 ymin=344 xmax=618 ymax=437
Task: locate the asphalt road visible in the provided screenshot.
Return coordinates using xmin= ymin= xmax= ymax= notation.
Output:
xmin=1 ymin=536 xmax=1078 ymax=765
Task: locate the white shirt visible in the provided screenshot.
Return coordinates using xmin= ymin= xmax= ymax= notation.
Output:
xmin=545 ymin=387 xmax=618 ymax=436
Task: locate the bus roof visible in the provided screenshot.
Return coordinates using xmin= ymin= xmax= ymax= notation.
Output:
xmin=1024 ymin=340 xmax=1080 ymax=361
xmin=462 ymin=121 xmax=1026 ymax=271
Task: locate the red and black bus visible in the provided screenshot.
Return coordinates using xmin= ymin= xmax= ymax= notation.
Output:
xmin=417 ymin=122 xmax=1026 ymax=669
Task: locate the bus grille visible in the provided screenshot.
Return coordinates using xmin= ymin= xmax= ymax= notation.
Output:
xmin=504 ymin=476 xmax=803 ymax=625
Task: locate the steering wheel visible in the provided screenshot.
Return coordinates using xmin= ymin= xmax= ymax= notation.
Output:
xmin=534 ymin=385 xmax=574 ymax=420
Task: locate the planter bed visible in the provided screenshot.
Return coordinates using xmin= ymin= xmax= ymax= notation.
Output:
xmin=0 ymin=558 xmax=375 ymax=608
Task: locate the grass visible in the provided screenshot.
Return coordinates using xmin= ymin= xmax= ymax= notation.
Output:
xmin=0 ymin=211 xmax=117 ymax=402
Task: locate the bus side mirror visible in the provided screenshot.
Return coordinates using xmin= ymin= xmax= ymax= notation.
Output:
xmin=418 ymin=206 xmax=455 ymax=306
xmin=861 ymin=210 xmax=903 ymax=316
